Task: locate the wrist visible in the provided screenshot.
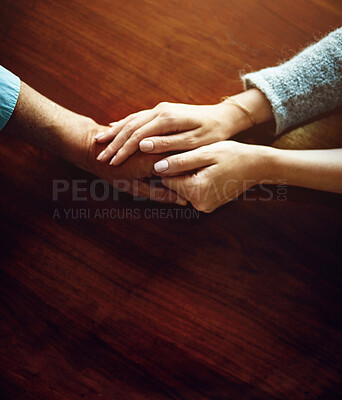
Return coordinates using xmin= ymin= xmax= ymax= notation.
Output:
xmin=56 ymin=113 xmax=100 ymax=171
xmin=226 ymin=88 xmax=274 ymax=132
xmin=243 ymin=144 xmax=279 ymax=185
xmin=217 ymin=100 xmax=254 ymax=138
xmin=254 ymin=145 xmax=283 ymax=184
xmin=71 ymin=117 xmax=113 ymax=174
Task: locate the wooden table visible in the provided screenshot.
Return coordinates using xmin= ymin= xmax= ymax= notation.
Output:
xmin=0 ymin=1 xmax=341 ymax=399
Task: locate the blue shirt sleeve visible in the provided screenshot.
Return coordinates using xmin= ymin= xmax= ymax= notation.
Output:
xmin=0 ymin=66 xmax=21 ymax=131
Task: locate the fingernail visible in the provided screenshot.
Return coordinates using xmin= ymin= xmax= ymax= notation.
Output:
xmin=97 ymin=150 xmax=106 ymax=161
xmin=154 ymin=160 xmax=169 ymax=172
xmin=176 ymin=198 xmax=187 ymax=206
xmin=140 ymin=140 xmax=154 ymax=152
xmin=109 ymin=155 xmax=117 ymax=165
xmin=94 ymin=132 xmax=106 ymax=140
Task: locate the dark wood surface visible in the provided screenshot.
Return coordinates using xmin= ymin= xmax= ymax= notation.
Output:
xmin=0 ymin=1 xmax=342 ymax=399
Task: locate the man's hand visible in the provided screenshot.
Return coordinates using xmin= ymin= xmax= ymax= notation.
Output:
xmin=86 ymin=123 xmax=187 ymax=204
xmin=3 ymin=81 xmax=186 ymax=205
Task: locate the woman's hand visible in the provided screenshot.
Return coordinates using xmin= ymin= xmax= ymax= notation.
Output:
xmin=94 ymin=99 xmax=255 ymax=166
xmin=152 ymin=141 xmax=270 ymax=213
xmin=94 ymin=89 xmax=273 ymax=166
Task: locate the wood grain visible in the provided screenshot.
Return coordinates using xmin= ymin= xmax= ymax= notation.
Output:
xmin=0 ymin=0 xmax=341 ymax=399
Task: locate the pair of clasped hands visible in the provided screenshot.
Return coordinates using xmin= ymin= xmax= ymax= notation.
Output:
xmin=94 ymin=89 xmax=274 ymax=212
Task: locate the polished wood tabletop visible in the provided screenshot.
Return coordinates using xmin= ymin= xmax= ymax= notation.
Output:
xmin=0 ymin=1 xmax=342 ymax=399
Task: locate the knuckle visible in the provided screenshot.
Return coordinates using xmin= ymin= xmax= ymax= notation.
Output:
xmin=174 ymin=154 xmax=187 ymax=168
xmin=187 ymin=177 xmax=202 ymax=201
xmin=196 ymin=127 xmax=206 ymax=137
xmin=158 ymin=111 xmax=174 ymax=122
xmin=130 ymin=130 xmax=143 ymax=143
xmin=123 ymin=123 xmax=135 ymax=133
xmin=156 ymin=101 xmax=169 ymax=111
xmin=192 ymin=199 xmax=207 ymax=212
xmin=200 ymin=147 xmax=214 ymax=161
xmin=201 ymin=206 xmax=213 ymax=213
xmin=192 ymin=197 xmax=211 ymax=213
xmin=185 ymin=135 xmax=196 ymax=147
xmin=187 ymin=175 xmax=213 ymax=213
xmin=190 ymin=198 xmax=201 ymax=210
xmin=106 ymin=142 xmax=116 ymax=153
xmin=121 ymin=115 xmax=134 ymax=126
xmin=158 ymin=137 xmax=172 ymax=148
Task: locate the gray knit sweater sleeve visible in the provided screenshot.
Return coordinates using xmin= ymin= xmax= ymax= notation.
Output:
xmin=241 ymin=28 xmax=342 ymax=134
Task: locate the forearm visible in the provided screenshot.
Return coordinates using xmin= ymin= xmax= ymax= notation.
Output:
xmin=2 ymin=81 xmax=97 ymax=170
xmin=242 ymin=28 xmax=342 ymax=134
xmin=262 ymin=147 xmax=342 ymax=194
xmin=1 ymin=81 xmax=179 ymax=202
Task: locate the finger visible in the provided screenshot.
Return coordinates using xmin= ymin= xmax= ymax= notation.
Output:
xmin=133 ymin=112 xmax=198 ymax=139
xmin=94 ymin=125 xmax=120 ymax=143
xmin=161 ymin=175 xmax=194 ymax=201
xmin=162 ymin=170 xmax=215 ymax=212
xmin=128 ymin=179 xmax=187 ymax=205
xmin=98 ymin=110 xmax=157 ymax=163
xmin=95 ymin=116 xmax=135 ymax=146
xmin=109 ymin=112 xmax=176 ymax=166
xmin=139 ymin=129 xmax=201 ymax=154
xmin=110 ymin=115 xmax=171 ymax=166
xmin=98 ymin=113 xmax=137 ymax=141
xmin=108 ymin=116 xmax=159 ymax=165
xmin=111 ymin=107 xmax=201 ymax=165
xmin=108 ymin=108 xmax=150 ymax=128
xmin=112 ymin=116 xmax=200 ymax=166
xmin=153 ymin=147 xmax=214 ymax=176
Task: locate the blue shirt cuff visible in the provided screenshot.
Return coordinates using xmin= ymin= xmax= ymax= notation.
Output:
xmin=0 ymin=66 xmax=20 ymax=131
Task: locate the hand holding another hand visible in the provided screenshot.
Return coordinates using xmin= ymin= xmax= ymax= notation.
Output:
xmin=152 ymin=141 xmax=270 ymax=213
xmin=92 ymin=89 xmax=275 ymax=212
xmin=94 ymin=99 xmax=254 ymax=166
